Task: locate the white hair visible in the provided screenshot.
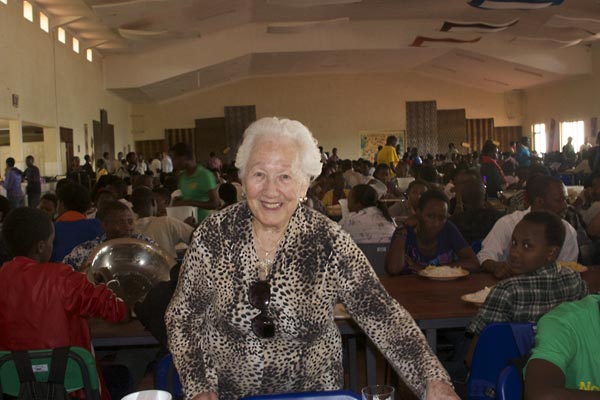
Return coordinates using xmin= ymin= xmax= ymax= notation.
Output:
xmin=235 ymin=117 xmax=323 ymax=182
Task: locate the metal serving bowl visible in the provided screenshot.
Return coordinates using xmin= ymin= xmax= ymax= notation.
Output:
xmin=85 ymin=238 xmax=177 ymax=306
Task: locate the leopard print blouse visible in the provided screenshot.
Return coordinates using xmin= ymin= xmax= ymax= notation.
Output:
xmin=166 ymin=202 xmax=451 ymax=399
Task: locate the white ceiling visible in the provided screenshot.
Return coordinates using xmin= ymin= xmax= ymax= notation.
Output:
xmin=32 ymin=0 xmax=600 ymax=102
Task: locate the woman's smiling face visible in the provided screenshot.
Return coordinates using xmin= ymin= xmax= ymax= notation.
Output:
xmin=243 ymin=136 xmax=309 ymax=232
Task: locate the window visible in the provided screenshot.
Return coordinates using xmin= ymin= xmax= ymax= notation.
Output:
xmin=23 ymin=1 xmax=33 ymax=22
xmin=58 ymin=27 xmax=66 ymax=43
xmin=560 ymin=120 xmax=585 ymax=152
xmin=86 ymin=49 xmax=93 ymax=62
xmin=72 ymin=37 xmax=79 ymax=53
xmin=39 ymin=12 xmax=48 ymax=32
xmin=533 ymin=123 xmax=546 ymax=155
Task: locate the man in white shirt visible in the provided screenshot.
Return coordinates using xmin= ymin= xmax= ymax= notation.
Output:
xmin=478 ymin=175 xmax=578 ymax=279
xmin=161 ymin=152 xmax=173 ymax=174
xmin=149 ymin=152 xmax=162 ymax=177
xmin=131 ymin=186 xmax=194 ymax=258
xmin=341 ymin=160 xmax=366 ymax=188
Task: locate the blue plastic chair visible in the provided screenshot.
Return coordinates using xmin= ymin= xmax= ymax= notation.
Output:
xmin=468 ymin=322 xmax=535 ymax=400
xmin=497 ymin=365 xmax=522 ymax=400
xmin=154 ymin=353 xmax=183 ymax=399
xmin=242 ymin=390 xmax=360 ymax=400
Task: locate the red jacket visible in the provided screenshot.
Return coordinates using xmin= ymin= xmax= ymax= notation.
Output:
xmin=0 ymin=257 xmax=127 ymax=398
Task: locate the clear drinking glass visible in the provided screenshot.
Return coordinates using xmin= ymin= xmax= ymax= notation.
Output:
xmin=361 ymin=385 xmax=395 ymax=400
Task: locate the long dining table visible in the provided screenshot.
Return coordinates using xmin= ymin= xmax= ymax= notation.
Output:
xmin=91 ymin=267 xmax=600 ymax=391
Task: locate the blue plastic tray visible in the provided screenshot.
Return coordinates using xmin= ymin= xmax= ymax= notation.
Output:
xmin=242 ymin=390 xmax=361 ymax=400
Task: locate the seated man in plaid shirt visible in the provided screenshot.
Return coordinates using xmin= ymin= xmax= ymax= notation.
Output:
xmin=466 ymin=211 xmax=588 ymax=360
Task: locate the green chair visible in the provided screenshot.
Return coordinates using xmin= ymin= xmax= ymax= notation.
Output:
xmin=0 ymin=347 xmax=100 ymax=400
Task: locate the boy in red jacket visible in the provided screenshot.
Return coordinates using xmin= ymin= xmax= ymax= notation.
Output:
xmin=0 ymin=207 xmax=127 ymax=399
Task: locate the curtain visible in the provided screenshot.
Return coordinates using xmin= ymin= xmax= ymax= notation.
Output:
xmin=406 ymin=101 xmax=438 ymax=156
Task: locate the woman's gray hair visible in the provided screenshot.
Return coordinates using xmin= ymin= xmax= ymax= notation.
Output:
xmin=235 ymin=117 xmax=323 ymax=182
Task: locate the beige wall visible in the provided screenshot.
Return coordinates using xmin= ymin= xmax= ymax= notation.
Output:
xmin=133 ymin=72 xmax=516 ymax=159
xmin=523 ymin=47 xmax=600 ymax=151
xmin=0 ymin=0 xmax=132 ymax=175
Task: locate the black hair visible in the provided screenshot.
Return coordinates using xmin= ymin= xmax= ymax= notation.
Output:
xmin=373 ymin=163 xmax=391 ymax=178
xmin=218 ymin=182 xmax=238 ymax=207
xmin=103 ymin=152 xmax=110 ymax=159
xmin=2 ymin=207 xmax=53 ymax=257
xmin=481 ymin=141 xmax=497 ymax=157
xmin=521 ymin=211 xmax=565 ymax=248
xmin=341 ymin=159 xmax=352 ymax=171
xmin=0 ymin=195 xmax=10 ymax=221
xmin=40 ymin=192 xmax=58 ymax=207
xmin=386 ymin=136 xmax=397 ymax=145
xmin=57 ymin=181 xmax=90 ymax=214
xmin=152 ymin=187 xmax=172 ymax=202
xmin=170 ymin=143 xmax=193 ymax=159
xmin=526 ymin=175 xmax=562 ymax=205
xmin=131 ymin=186 xmax=154 ymax=217
xmin=417 ymin=189 xmax=448 ymax=211
xmin=96 ymin=200 xmax=130 ymax=222
xmin=418 ymin=165 xmax=439 ymax=183
xmin=25 ymin=155 xmax=34 ymax=162
xmin=461 ymin=180 xmax=486 ymax=210
xmin=96 ymin=158 xmax=106 ymax=169
xmin=350 ymin=184 xmax=392 ymax=222
xmin=527 ymin=165 xmax=550 ymax=180
xmin=407 ymin=179 xmax=429 ymax=193
xmin=5 ymin=158 xmax=15 ymax=167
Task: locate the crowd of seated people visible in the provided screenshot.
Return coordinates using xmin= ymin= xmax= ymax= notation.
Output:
xmin=1 ymin=133 xmax=600 ymax=398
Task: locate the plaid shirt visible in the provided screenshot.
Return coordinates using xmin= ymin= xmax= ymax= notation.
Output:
xmin=467 ymin=262 xmax=588 ymax=335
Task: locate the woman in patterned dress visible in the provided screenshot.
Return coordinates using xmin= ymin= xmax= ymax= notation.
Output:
xmin=166 ymin=117 xmax=458 ymax=400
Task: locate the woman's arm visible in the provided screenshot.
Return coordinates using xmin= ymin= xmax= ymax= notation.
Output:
xmin=451 ymin=246 xmax=480 ymax=272
xmin=385 ymin=227 xmax=408 ymax=275
xmin=338 ymin=234 xmax=455 ymax=399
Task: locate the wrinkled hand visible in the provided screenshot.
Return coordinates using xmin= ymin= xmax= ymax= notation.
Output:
xmin=192 ymin=393 xmax=217 ymax=400
xmin=426 ymin=381 xmax=460 ymax=400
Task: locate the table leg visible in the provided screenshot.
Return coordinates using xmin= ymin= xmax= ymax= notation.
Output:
xmin=347 ymin=335 xmax=359 ymax=393
xmin=425 ymin=329 xmax=437 ymax=354
xmin=366 ymin=341 xmax=377 ymax=386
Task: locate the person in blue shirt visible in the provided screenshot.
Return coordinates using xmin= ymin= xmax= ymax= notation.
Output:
xmin=516 ymin=136 xmax=532 ymax=167
xmin=385 ymin=189 xmax=479 ymax=275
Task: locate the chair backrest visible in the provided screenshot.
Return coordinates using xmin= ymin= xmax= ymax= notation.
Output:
xmin=357 ymin=243 xmax=389 ymax=277
xmin=0 ymin=347 xmax=100 ymax=400
xmin=154 ymin=353 xmax=182 ymax=399
xmin=468 ymin=322 xmax=535 ymax=400
xmin=497 ymin=365 xmax=522 ymax=400
xmin=242 ymin=390 xmax=360 ymax=400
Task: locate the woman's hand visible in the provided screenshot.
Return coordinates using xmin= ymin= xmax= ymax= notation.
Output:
xmin=191 ymin=393 xmax=218 ymax=400
xmin=426 ymin=380 xmax=460 ymax=399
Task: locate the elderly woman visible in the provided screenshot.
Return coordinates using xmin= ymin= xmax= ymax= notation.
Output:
xmin=166 ymin=117 xmax=458 ymax=400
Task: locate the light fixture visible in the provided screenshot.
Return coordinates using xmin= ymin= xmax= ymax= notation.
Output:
xmin=86 ymin=49 xmax=93 ymax=62
xmin=0 ymin=0 xmax=7 ymax=6
xmin=40 ymin=12 xmax=49 ymax=32
xmin=72 ymin=37 xmax=79 ymax=53
xmin=58 ymin=27 xmax=66 ymax=43
xmin=23 ymin=1 xmax=33 ymax=22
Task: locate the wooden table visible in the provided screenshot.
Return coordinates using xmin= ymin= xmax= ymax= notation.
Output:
xmin=91 ymin=318 xmax=157 ymax=347
xmin=91 ymin=269 xmax=600 ymax=391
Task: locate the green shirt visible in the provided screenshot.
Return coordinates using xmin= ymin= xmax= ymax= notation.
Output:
xmin=528 ymin=294 xmax=600 ymax=391
xmin=178 ymin=165 xmax=217 ymax=223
